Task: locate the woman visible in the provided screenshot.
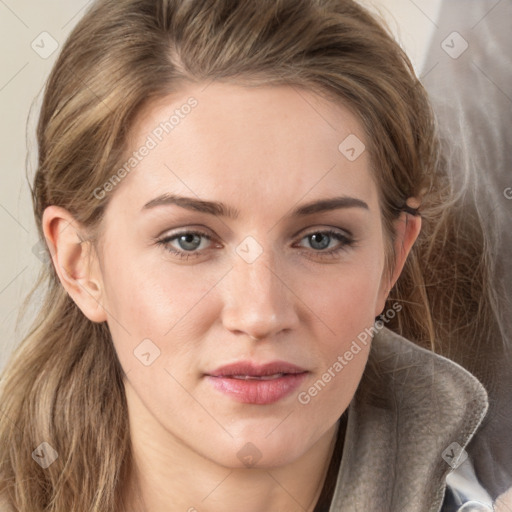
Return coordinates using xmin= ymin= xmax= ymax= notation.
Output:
xmin=0 ymin=0 xmax=497 ymax=510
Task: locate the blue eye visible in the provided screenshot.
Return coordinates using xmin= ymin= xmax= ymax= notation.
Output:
xmin=296 ymin=230 xmax=355 ymax=258
xmin=156 ymin=228 xmax=355 ymax=261
xmin=156 ymin=230 xmax=213 ymax=260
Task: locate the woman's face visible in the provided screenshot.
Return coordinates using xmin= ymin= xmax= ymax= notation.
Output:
xmin=90 ymin=83 xmax=394 ymax=468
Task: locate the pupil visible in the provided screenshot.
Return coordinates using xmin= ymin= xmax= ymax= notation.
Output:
xmin=311 ymin=233 xmax=329 ymax=250
xmin=180 ymin=234 xmax=200 ymax=251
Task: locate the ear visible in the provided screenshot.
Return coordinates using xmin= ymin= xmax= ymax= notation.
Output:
xmin=375 ymin=206 xmax=422 ymax=316
xmin=42 ymin=205 xmax=108 ymax=323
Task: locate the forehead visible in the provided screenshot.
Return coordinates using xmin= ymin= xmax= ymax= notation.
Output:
xmin=111 ymin=82 xmax=379 ymax=217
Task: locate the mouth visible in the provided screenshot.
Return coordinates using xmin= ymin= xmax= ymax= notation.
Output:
xmin=205 ymin=361 xmax=309 ymax=405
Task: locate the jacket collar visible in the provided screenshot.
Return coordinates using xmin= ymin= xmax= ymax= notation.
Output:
xmin=329 ymin=327 xmax=488 ymax=512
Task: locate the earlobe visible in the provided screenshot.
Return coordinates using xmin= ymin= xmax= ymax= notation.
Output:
xmin=42 ymin=206 xmax=108 ymax=323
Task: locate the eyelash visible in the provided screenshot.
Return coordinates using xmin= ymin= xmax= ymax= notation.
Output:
xmin=155 ymin=229 xmax=356 ymax=261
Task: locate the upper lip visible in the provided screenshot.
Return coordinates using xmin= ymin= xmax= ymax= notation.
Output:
xmin=207 ymin=361 xmax=308 ymax=377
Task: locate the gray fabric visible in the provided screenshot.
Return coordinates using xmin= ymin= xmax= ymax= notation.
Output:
xmin=328 ymin=327 xmax=488 ymax=512
xmin=421 ymin=0 xmax=512 ymax=498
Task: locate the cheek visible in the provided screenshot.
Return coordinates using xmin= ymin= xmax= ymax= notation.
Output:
xmin=287 ymin=271 xmax=379 ymax=449
xmin=307 ymin=252 xmax=385 ymax=339
xmin=100 ymin=247 xmax=227 ymax=374
xmin=299 ymin=249 xmax=384 ymax=380
xmin=293 ymin=259 xmax=381 ymax=420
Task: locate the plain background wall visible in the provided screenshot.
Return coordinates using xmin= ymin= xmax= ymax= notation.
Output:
xmin=0 ymin=0 xmax=447 ymax=371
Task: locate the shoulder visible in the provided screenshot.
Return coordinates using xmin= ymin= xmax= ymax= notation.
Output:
xmin=330 ymin=327 xmax=490 ymax=511
xmin=366 ymin=326 xmax=489 ymax=422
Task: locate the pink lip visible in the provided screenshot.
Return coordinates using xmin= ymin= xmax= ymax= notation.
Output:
xmin=205 ymin=361 xmax=308 ymax=405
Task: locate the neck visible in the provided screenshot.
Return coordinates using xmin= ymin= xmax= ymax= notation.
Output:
xmin=118 ymin=397 xmax=342 ymax=512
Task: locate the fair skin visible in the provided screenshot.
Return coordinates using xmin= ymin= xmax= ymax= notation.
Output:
xmin=43 ymin=83 xmax=421 ymax=512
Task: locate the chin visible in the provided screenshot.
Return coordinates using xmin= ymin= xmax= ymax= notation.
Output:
xmin=213 ymin=429 xmax=311 ymax=470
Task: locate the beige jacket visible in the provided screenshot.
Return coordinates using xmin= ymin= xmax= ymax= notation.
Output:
xmin=327 ymin=327 xmax=489 ymax=512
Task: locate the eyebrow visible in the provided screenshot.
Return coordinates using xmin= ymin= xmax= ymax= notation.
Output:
xmin=142 ymin=193 xmax=369 ymax=219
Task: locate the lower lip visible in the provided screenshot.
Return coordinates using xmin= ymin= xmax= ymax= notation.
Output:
xmin=206 ymin=373 xmax=308 ymax=405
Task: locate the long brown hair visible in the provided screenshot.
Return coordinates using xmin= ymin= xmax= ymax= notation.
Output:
xmin=0 ymin=0 xmax=498 ymax=510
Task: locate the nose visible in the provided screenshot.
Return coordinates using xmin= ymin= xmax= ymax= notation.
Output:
xmin=220 ymin=249 xmax=299 ymax=341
